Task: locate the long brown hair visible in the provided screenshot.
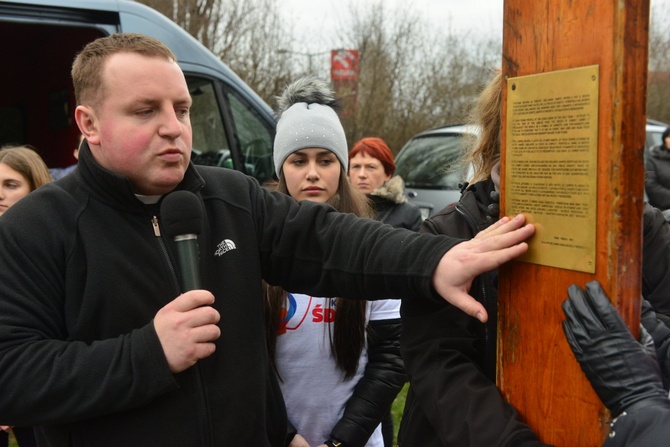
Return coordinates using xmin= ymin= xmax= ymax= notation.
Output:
xmin=264 ymin=168 xmax=373 ymax=379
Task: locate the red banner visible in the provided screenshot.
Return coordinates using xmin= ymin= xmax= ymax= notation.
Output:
xmin=330 ymin=49 xmax=359 ymax=81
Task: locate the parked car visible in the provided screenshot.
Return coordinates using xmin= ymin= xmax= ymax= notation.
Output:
xmin=395 ymin=124 xmax=476 ymax=219
xmin=0 ymin=0 xmax=276 ymax=184
xmin=396 ymin=120 xmax=670 ymax=219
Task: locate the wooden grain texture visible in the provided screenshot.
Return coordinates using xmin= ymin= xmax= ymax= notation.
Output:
xmin=498 ymin=1 xmax=649 ymax=445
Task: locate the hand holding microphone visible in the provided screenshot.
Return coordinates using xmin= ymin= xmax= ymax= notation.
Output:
xmin=154 ymin=191 xmax=220 ymax=373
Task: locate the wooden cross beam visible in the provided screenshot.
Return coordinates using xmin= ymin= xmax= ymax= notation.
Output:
xmin=498 ymin=1 xmax=649 ymax=445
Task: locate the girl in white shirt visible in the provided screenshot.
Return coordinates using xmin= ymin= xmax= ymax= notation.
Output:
xmin=264 ymin=76 xmax=405 ymax=447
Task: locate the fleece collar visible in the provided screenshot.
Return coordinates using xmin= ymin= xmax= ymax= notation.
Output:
xmin=76 ymin=141 xmax=205 ymax=213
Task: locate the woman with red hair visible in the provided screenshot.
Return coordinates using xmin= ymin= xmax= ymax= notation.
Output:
xmin=349 ymin=137 xmax=422 ymax=231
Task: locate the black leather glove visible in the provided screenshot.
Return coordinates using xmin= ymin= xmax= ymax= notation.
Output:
xmin=640 ymin=299 xmax=670 ymax=343
xmin=561 ymin=281 xmax=669 ymax=417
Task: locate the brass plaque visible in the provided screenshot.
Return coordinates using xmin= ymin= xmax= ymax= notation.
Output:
xmin=505 ymin=65 xmax=598 ymax=273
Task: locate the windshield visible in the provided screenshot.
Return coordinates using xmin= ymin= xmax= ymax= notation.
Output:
xmin=395 ymin=133 xmax=465 ymax=189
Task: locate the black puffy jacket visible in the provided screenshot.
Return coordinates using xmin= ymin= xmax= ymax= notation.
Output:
xmin=642 ymin=202 xmax=670 ymax=316
xmin=368 ymin=176 xmax=422 ymax=231
xmin=328 ymin=318 xmax=405 ymax=446
xmin=645 ymin=144 xmax=670 ymax=210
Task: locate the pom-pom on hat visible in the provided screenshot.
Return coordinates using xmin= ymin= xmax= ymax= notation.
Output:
xmin=273 ymin=76 xmax=348 ymax=176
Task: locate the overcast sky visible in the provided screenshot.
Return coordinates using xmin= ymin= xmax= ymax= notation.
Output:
xmin=280 ymin=0 xmax=503 ymax=50
xmin=280 ymin=0 xmax=668 ymax=54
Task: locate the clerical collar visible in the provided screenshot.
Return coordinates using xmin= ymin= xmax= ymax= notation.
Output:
xmin=135 ymin=194 xmax=162 ymax=205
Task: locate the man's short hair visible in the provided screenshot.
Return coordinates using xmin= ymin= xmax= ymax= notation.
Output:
xmin=71 ymin=33 xmax=177 ymax=107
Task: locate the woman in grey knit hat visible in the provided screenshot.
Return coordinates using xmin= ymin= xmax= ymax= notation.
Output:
xmin=264 ymin=76 xmax=406 ymax=447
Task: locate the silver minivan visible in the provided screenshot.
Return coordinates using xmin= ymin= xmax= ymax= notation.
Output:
xmin=0 ymin=0 xmax=277 ymax=184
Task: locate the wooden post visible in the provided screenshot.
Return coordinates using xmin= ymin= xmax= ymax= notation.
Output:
xmin=498 ymin=1 xmax=649 ymax=445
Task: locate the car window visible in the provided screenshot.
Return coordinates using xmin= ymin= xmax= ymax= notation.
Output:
xmin=186 ymin=76 xmax=232 ymax=168
xmin=395 ymin=134 xmax=464 ymax=189
xmin=226 ymin=90 xmax=275 ymax=185
xmin=185 ymin=75 xmax=276 ymax=185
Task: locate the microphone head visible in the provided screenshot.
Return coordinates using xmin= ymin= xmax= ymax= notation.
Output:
xmin=160 ymin=190 xmax=204 ymax=238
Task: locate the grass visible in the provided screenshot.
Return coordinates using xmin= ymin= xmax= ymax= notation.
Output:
xmin=391 ymin=382 xmax=409 ymax=443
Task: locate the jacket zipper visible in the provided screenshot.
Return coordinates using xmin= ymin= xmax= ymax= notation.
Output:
xmin=455 ymin=204 xmax=493 ymax=375
xmin=151 ymin=215 xmax=212 ymax=446
xmin=455 ymin=204 xmax=488 ymax=307
xmin=152 ymin=215 xmax=180 ymax=293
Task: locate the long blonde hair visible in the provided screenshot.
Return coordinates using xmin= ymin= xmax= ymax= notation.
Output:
xmin=264 ymin=168 xmax=374 ymax=379
xmin=462 ymin=72 xmax=504 ymax=184
xmin=0 ymin=145 xmax=52 ymax=190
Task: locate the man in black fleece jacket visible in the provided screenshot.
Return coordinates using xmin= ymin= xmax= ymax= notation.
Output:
xmin=0 ymin=33 xmax=534 ymax=447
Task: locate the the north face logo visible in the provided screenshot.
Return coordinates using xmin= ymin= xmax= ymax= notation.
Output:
xmin=215 ymin=239 xmax=237 ymax=256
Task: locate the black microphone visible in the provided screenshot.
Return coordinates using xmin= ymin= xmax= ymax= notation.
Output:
xmin=160 ymin=190 xmax=204 ymax=292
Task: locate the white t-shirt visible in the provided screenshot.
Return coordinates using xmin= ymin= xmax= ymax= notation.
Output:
xmin=275 ymin=293 xmax=400 ymax=447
